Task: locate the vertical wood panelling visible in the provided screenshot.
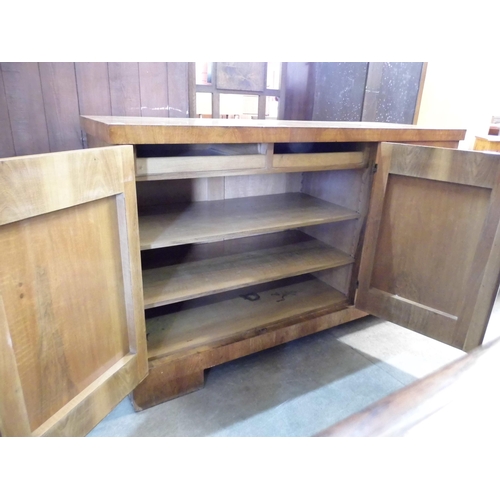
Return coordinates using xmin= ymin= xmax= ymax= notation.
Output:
xmin=0 ymin=70 xmax=15 ymax=158
xmin=282 ymin=62 xmax=315 ymax=120
xmin=75 ymin=62 xmax=112 ymax=116
xmin=75 ymin=63 xmax=112 ymax=148
xmin=2 ymin=61 xmax=194 ymax=157
xmin=188 ymin=62 xmax=196 ymax=118
xmin=39 ymin=63 xmax=83 ymax=152
xmin=108 ymin=62 xmax=141 ymax=116
xmin=167 ymin=62 xmax=189 ymax=117
xmin=138 ymin=63 xmax=169 ymax=117
xmin=1 ymin=62 xmax=50 ymax=156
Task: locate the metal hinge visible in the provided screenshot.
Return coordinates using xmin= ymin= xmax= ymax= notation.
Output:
xmin=356 ymin=280 xmax=359 ymax=289
xmin=372 ymin=163 xmax=378 ymax=174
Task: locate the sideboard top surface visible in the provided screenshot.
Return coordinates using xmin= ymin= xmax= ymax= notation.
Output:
xmin=80 ymin=116 xmax=467 ymax=145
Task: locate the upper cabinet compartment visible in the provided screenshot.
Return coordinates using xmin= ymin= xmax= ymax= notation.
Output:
xmin=272 ymin=142 xmax=364 ymax=171
xmin=135 ymin=142 xmax=367 ymax=180
xmin=135 ymin=143 xmax=268 ymax=178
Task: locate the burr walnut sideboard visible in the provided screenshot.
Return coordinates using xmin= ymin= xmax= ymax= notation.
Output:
xmin=3 ymin=117 xmax=500 ymax=436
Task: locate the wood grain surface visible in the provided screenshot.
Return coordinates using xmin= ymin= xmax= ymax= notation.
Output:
xmin=80 ymin=116 xmax=466 ymax=145
xmin=0 ymin=147 xmax=123 ymax=224
xmin=1 ymin=198 xmax=130 ymax=431
xmin=1 ymin=62 xmax=50 ymax=155
xmin=166 ymin=62 xmax=189 ymax=118
xmin=75 ymin=63 xmax=112 ymax=116
xmin=0 ymin=146 xmax=147 ymax=436
xmin=0 ymin=69 xmax=15 ymax=157
xmin=143 ymin=236 xmax=353 ymax=308
xmin=138 ymin=63 xmax=169 ymax=117
xmin=133 ymin=305 xmax=367 ymax=410
xmin=474 ymin=135 xmax=500 ymax=152
xmin=223 ymin=173 xmax=301 ymax=199
xmin=108 ymin=62 xmax=141 ymax=116
xmin=139 ymin=193 xmax=360 ymax=250
xmin=39 ymin=62 xmax=83 ymax=152
xmin=357 ymin=143 xmax=500 ymax=351
xmin=273 ymin=151 xmax=364 ymax=170
xmin=146 ymin=277 xmax=348 ymax=360
xmin=136 ymin=153 xmax=267 ymax=176
xmin=0 ymin=296 xmax=31 ymax=436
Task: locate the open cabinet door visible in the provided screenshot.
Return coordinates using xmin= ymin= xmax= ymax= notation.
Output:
xmin=0 ymin=146 xmax=147 ymax=437
xmin=356 ymin=143 xmax=500 ymax=352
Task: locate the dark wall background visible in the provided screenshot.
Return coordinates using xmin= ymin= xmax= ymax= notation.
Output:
xmin=0 ymin=62 xmax=424 ymax=159
xmin=313 ymin=62 xmax=369 ymax=121
xmin=284 ymin=62 xmax=424 ymax=123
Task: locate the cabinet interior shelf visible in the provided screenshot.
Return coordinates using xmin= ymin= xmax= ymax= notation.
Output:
xmin=146 ymin=275 xmax=349 ymax=361
xmin=139 ymin=192 xmax=359 ymax=250
xmin=142 ymin=231 xmax=353 ymax=309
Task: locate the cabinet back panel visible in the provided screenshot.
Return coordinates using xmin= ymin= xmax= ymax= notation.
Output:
xmin=137 ymin=178 xmax=225 ymax=207
xmin=311 ymin=266 xmax=353 ymax=297
xmin=136 ymin=173 xmax=302 ymax=209
xmin=300 ymin=220 xmax=359 ymax=255
xmin=0 ymin=197 xmax=129 ymax=431
xmin=301 ymin=169 xmax=367 ymax=211
xmin=224 ymin=173 xmax=302 ymax=199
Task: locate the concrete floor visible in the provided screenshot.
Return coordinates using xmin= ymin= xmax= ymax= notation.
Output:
xmin=88 ymin=291 xmax=500 ymax=437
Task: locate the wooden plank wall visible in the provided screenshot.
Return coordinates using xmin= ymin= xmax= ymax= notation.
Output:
xmin=282 ymin=62 xmax=316 ymax=121
xmin=0 ymin=62 xmax=425 ymax=159
xmin=0 ymin=62 xmax=190 ymax=158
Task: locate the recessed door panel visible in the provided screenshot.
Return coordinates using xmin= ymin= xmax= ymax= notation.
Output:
xmin=0 ymin=146 xmax=147 ymax=436
xmin=356 ymin=143 xmax=500 ymax=351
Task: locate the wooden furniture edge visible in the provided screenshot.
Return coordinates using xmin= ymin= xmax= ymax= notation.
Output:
xmin=80 ymin=116 xmax=466 ymax=145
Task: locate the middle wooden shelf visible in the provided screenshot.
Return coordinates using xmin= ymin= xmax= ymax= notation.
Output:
xmin=141 ymin=231 xmax=354 ymax=309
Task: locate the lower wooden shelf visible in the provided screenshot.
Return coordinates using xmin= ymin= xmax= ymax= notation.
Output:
xmin=142 ymin=232 xmax=353 ymax=309
xmin=132 ymin=275 xmax=366 ymax=410
xmin=145 ymin=275 xmax=349 ymax=362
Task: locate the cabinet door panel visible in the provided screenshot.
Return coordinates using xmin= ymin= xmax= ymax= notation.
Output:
xmin=0 ymin=146 xmax=147 ymax=436
xmin=356 ymin=143 xmax=500 ymax=351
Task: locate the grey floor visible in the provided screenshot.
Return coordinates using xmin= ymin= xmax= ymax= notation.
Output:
xmin=88 ymin=291 xmax=500 ymax=437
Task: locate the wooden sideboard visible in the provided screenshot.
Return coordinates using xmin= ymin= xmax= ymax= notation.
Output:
xmin=3 ymin=117 xmax=500 ymax=436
